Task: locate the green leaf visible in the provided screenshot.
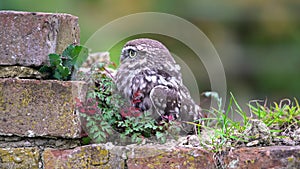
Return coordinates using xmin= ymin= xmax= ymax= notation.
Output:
xmin=144 ymin=123 xmax=153 ymax=129
xmin=62 ymin=45 xmax=75 ymax=59
xmin=99 ymin=131 xmax=107 ymax=139
xmin=94 ymin=135 xmax=105 ymax=143
xmin=62 ymin=59 xmax=73 ymax=72
xmin=270 ymin=129 xmax=282 ymax=133
xmin=107 ymin=128 xmax=113 ymax=135
xmin=61 ymin=45 xmax=76 ymax=71
xmin=131 ymin=133 xmax=143 ymax=143
xmin=56 ymin=65 xmax=70 ymax=80
xmin=39 ymin=65 xmax=52 ymax=73
xmin=81 ymin=137 xmax=91 ymax=145
xmin=79 ymin=113 xmax=87 ymax=118
xmin=49 ymin=54 xmax=61 ymax=66
xmin=53 ymin=71 xmax=62 ymax=80
xmin=156 ymin=132 xmax=166 ymax=143
xmin=155 ymin=131 xmax=164 ymax=139
xmin=124 ymin=128 xmax=133 ymax=135
xmin=86 ymin=120 xmax=95 ymax=128
xmin=72 ymin=46 xmax=89 ymax=69
xmin=39 ymin=44 xmax=90 ymax=81
xmin=92 ymin=130 xmax=101 ymax=139
xmin=62 ymin=44 xmax=89 ymax=70
xmin=90 ymin=125 xmax=99 ymax=133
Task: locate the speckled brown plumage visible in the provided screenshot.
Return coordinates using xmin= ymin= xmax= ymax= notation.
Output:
xmin=115 ymin=38 xmax=202 ymax=133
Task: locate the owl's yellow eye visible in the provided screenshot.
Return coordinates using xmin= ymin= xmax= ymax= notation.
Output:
xmin=128 ymin=49 xmax=137 ymax=58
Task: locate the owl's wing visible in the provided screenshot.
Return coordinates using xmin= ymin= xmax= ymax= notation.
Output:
xmin=149 ymin=85 xmax=181 ymax=121
xmin=178 ymin=85 xmax=202 ymax=121
xmin=150 ymin=84 xmax=202 ymax=134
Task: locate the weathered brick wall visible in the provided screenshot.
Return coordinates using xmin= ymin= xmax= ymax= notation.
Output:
xmin=0 ymin=11 xmax=80 ymax=66
xmin=0 ymin=79 xmax=85 ymax=138
xmin=0 ymin=10 xmax=85 ymax=169
xmin=1 ymin=10 xmax=300 ymax=169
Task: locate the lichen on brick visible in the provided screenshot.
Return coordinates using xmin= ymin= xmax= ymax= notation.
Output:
xmin=0 ymin=147 xmax=39 ymax=169
xmin=43 ymin=144 xmax=125 ymax=168
xmin=0 ymin=79 xmax=86 ymax=138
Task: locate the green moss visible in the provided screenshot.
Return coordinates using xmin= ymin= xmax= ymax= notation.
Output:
xmin=287 ymin=156 xmax=294 ymax=162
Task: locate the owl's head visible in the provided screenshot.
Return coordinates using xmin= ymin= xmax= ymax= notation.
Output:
xmin=117 ymin=38 xmax=182 ymax=82
xmin=120 ymin=38 xmax=174 ymax=65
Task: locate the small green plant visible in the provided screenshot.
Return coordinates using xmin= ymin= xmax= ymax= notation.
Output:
xmin=202 ymin=96 xmax=300 ymax=169
xmin=199 ymin=92 xmax=300 ymax=153
xmin=199 ymin=92 xmax=248 ymax=152
xmin=76 ymin=63 xmax=179 ymax=144
xmin=249 ymin=98 xmax=300 ymax=138
xmin=39 ymin=44 xmax=89 ymax=80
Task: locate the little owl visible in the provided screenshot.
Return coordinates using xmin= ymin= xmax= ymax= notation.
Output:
xmin=115 ymin=38 xmax=202 ymax=133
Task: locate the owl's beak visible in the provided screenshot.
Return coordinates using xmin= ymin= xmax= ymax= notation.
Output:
xmin=120 ymin=54 xmax=125 ymax=62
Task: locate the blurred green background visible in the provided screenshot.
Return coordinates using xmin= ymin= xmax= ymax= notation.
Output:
xmin=1 ymin=0 xmax=299 ymax=106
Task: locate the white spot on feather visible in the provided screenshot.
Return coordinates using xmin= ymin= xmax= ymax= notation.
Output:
xmin=151 ymin=76 xmax=157 ymax=83
xmin=139 ymin=58 xmax=147 ymax=65
xmin=175 ymin=107 xmax=180 ymax=113
xmin=145 ymin=75 xmax=152 ymax=82
xmin=183 ymin=105 xmax=188 ymax=111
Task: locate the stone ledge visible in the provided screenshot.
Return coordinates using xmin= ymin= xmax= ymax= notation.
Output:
xmin=42 ymin=143 xmax=215 ymax=169
xmin=0 ymin=78 xmax=87 ymax=138
xmin=127 ymin=145 xmax=215 ymax=169
xmin=2 ymin=144 xmax=300 ymax=168
xmin=42 ymin=145 xmax=300 ymax=169
xmin=0 ymin=10 xmax=80 ymax=66
xmin=43 ymin=144 xmax=126 ymax=169
xmin=223 ymin=146 xmax=300 ymax=169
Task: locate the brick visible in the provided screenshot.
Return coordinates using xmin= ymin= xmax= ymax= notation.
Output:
xmin=0 ymin=10 xmax=80 ymax=66
xmin=223 ymin=146 xmax=300 ymax=169
xmin=127 ymin=145 xmax=215 ymax=169
xmin=0 ymin=78 xmax=87 ymax=138
xmin=0 ymin=147 xmax=40 ymax=169
xmin=43 ymin=144 xmax=125 ymax=169
xmin=43 ymin=144 xmax=215 ymax=169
